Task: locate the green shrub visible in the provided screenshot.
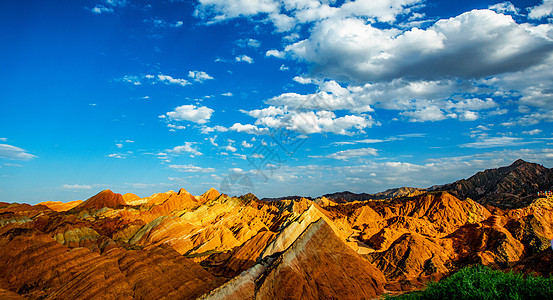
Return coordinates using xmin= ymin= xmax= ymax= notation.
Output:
xmin=383 ymin=265 xmax=553 ymax=300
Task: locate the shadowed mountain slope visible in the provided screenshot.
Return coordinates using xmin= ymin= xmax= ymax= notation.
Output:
xmin=439 ymin=159 xmax=553 ymax=208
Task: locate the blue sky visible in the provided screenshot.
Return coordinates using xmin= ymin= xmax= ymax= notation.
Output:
xmin=1 ymin=0 xmax=553 ymax=203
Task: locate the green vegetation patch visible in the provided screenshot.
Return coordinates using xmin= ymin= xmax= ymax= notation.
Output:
xmin=384 ymin=265 xmax=553 ymax=300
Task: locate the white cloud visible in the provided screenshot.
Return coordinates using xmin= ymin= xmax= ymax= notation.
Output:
xmin=332 ymin=133 xmax=425 ymax=145
xmin=286 ymin=10 xmax=553 ymax=83
xmin=167 ymin=124 xmax=187 ymax=131
xmin=224 ymin=145 xmax=237 ymax=152
xmin=236 ymin=38 xmax=261 ymax=48
xmin=0 ymin=138 xmax=6 ymax=141
xmin=523 ymin=129 xmax=542 ymax=135
xmin=62 ymin=184 xmax=93 ymax=190
xmin=188 ymin=70 xmax=214 ymax=83
xmin=0 ymin=144 xmax=37 ymax=161
xmin=242 ymin=106 xmax=376 ymax=135
xmin=529 ymin=0 xmax=553 ymax=19
xmin=229 ymin=123 xmax=270 ymax=135
xmin=90 ymin=1 xmax=127 ymax=14
xmin=293 ymin=76 xmax=313 ymax=84
xmin=241 ymin=140 xmax=253 ymax=148
xmin=200 ymin=125 xmax=228 ymax=134
xmin=119 ymin=74 xmax=190 ymax=86
xmin=458 ymin=111 xmax=479 ymax=121
xmin=235 ymin=55 xmax=254 ymax=63
xmin=195 ymin=0 xmax=280 ymax=22
xmin=326 ymin=147 xmax=378 ymax=160
xmin=91 ymin=5 xmax=113 ymax=14
xmin=266 ymin=49 xmax=285 ymax=58
xmin=489 ymin=2 xmax=519 ymax=15
xmin=268 ymin=79 xmax=503 ymax=123
xmin=229 ymin=167 xmax=244 ymax=173
xmin=116 ymin=143 xmax=123 ymax=148
xmin=167 ymin=142 xmax=203 ymax=156
xmin=144 ymin=17 xmax=184 ymax=28
xmin=163 ymin=104 xmax=214 ymax=124
xmin=156 ymin=74 xmax=190 ymax=86
xmin=169 ymin=164 xmax=215 ymax=173
xmin=339 ymin=0 xmax=423 ymax=23
xmin=107 ymin=153 xmax=125 ymax=158
xmin=460 ymin=136 xmax=532 ymax=148
xmin=221 ymin=92 xmax=233 ymax=96
xmin=193 ymin=1 xmax=553 ymax=128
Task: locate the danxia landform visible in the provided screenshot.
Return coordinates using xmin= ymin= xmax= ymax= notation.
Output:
xmin=0 ymin=160 xmax=552 ymax=299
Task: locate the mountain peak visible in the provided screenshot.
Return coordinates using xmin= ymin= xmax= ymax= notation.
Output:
xmin=441 ymin=159 xmax=553 ymax=208
xmin=177 ymin=188 xmax=190 ymax=195
xmin=511 ymin=159 xmax=528 ymax=166
xmin=75 ymin=189 xmax=126 ymax=210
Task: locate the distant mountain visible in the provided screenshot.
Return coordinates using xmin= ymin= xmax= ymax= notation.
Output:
xmin=323 ymin=187 xmax=424 ymax=203
xmin=264 ymin=160 xmax=552 ymax=208
xmin=260 ymin=195 xmax=313 ymax=202
xmin=438 ymin=159 xmax=553 ymax=208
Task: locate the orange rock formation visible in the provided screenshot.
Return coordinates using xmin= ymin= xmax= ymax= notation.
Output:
xmin=1 ymin=174 xmax=552 ymax=299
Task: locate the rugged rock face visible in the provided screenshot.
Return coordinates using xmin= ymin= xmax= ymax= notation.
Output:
xmin=440 ymin=159 xmax=553 ymax=208
xmin=256 ymin=219 xmax=386 ymax=300
xmin=1 ymin=161 xmax=553 ymax=299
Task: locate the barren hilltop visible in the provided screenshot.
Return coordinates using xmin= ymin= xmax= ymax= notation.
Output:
xmin=0 ymin=160 xmax=552 ymax=299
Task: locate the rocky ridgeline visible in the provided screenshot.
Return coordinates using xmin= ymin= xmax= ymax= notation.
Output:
xmin=0 ymin=160 xmax=552 ymax=299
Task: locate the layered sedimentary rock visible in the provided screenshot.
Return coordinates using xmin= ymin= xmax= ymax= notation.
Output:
xmin=1 ymin=161 xmax=553 ymax=299
xmin=38 ymin=200 xmax=83 ymax=212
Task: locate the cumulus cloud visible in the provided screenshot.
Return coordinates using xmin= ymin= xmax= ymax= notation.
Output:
xmin=195 ymin=0 xmax=280 ymax=22
xmin=167 ymin=142 xmax=203 ymax=156
xmin=267 ymin=79 xmax=501 ymax=123
xmin=286 ymin=10 xmax=553 ymax=82
xmin=188 ymin=70 xmax=214 ymax=82
xmin=529 ymin=0 xmax=553 ymax=19
xmin=0 ymin=144 xmax=37 ymax=160
xmin=236 ymin=38 xmax=261 ymax=48
xmin=229 ymin=123 xmax=270 ymax=135
xmin=489 ymin=2 xmax=520 ymax=15
xmin=193 ymin=1 xmax=553 ymax=128
xmin=224 ymin=145 xmax=237 ymax=152
xmin=266 ymin=49 xmax=285 ymax=58
xmin=241 ymin=140 xmax=253 ymax=148
xmin=241 ymin=105 xmax=376 ymax=135
xmin=200 ymin=125 xmax=229 ymax=134
xmin=162 ymin=104 xmax=214 ymax=124
xmin=293 ymin=76 xmax=313 ymax=84
xmin=168 ymin=164 xmax=215 ymax=173
xmin=235 ymin=55 xmax=254 ymax=63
